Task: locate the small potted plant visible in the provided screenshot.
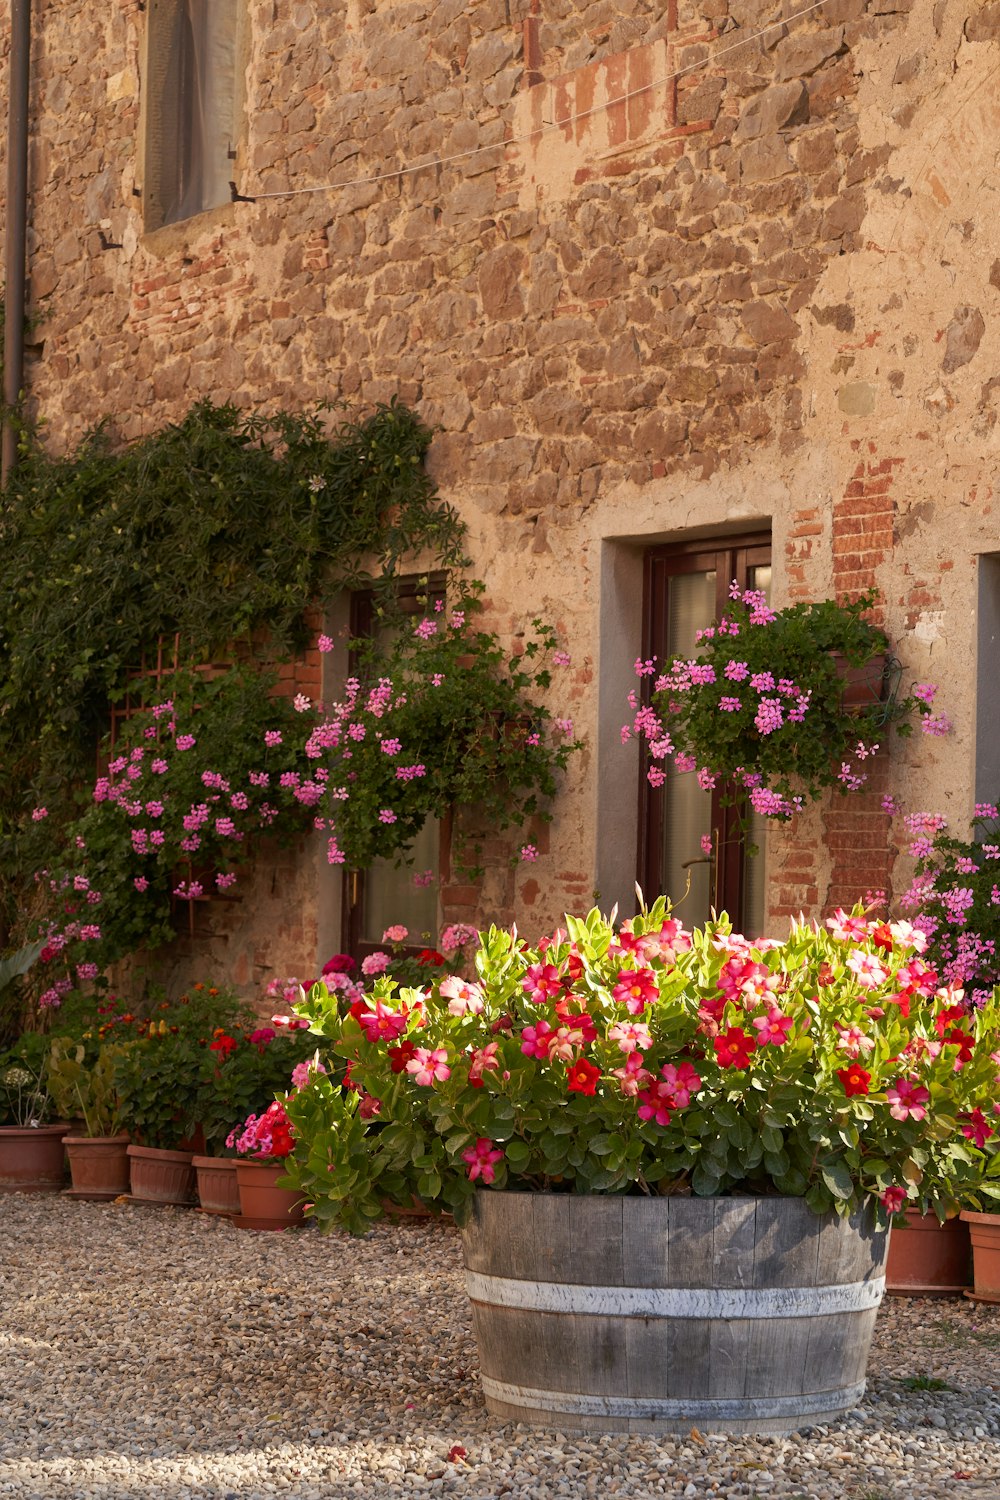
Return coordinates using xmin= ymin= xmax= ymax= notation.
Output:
xmin=626 ymin=584 xmax=944 ymax=822
xmin=0 ymin=1056 xmax=67 ymax=1192
xmin=282 ymin=900 xmax=999 ymax=1435
xmin=192 ymin=1019 xmax=321 ymax=1215
xmin=47 ymin=1038 xmax=129 ymax=1200
xmin=228 ymin=1094 xmax=309 ymax=1231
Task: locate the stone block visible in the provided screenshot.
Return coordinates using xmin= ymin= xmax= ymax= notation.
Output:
xmin=773 ymin=27 xmax=845 ymax=81
xmin=941 ymin=305 xmax=986 ymax=374
xmin=740 ymin=136 xmax=796 ymax=183
xmin=741 ymin=300 xmax=799 ymax=345
xmin=966 ymin=2 xmax=1000 ymax=40
xmin=477 ymin=245 xmax=525 ymax=322
xmin=732 ymin=80 xmax=809 ymax=142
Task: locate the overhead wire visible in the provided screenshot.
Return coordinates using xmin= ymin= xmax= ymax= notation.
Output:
xmin=235 ymin=0 xmax=834 ymax=203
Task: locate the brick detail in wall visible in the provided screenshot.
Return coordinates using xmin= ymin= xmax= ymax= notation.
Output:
xmin=820 ymin=448 xmax=900 ymax=914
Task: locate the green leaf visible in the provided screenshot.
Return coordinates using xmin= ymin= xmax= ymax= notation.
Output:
xmin=821 ymin=1159 xmax=854 ymax=1201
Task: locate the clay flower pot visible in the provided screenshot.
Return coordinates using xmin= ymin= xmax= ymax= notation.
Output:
xmin=64 ymin=1134 xmax=131 ymax=1200
xmin=193 ymin=1155 xmax=241 ymax=1216
xmin=886 ymin=1211 xmax=971 ymax=1296
xmin=126 ymin=1144 xmax=196 ymax=1206
xmin=0 ymin=1123 xmax=68 ymax=1193
xmin=234 ymin=1158 xmax=304 ymax=1231
xmin=960 ymin=1210 xmax=1000 ymax=1303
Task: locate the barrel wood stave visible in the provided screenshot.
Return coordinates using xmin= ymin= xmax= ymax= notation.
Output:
xmin=462 ymin=1192 xmax=888 ymax=1435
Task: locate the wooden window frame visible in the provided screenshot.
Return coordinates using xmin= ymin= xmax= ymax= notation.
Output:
xmin=637 ymin=533 xmax=772 ymax=931
xmin=340 ymin=576 xmax=450 ymax=965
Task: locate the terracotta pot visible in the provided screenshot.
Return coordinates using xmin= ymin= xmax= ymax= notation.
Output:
xmin=832 ymin=651 xmax=889 ymax=713
xmin=193 ymin=1155 xmax=241 ymax=1216
xmin=886 ymin=1211 xmax=971 ymax=1296
xmin=234 ymin=1158 xmax=304 ymax=1231
xmin=126 ymin=1143 xmax=196 ymax=1206
xmin=64 ymin=1134 xmax=131 ymax=1200
xmin=0 ymin=1123 xmax=68 ymax=1193
xmin=960 ymin=1209 xmax=1000 ymax=1302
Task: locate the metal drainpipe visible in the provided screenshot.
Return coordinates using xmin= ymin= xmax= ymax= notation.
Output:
xmin=2 ymin=0 xmax=32 ymax=489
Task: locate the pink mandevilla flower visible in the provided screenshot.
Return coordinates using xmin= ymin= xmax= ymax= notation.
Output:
xmin=462 ymin=1138 xmax=503 ymax=1183
xmin=885 ymin=1077 xmax=930 ymax=1122
xmin=752 ymin=1008 xmax=794 ymax=1046
xmin=406 ymin=1047 xmax=451 ymax=1085
xmin=358 ymin=1000 xmax=409 ymax=1044
xmin=439 ymin=976 xmax=485 ymax=1016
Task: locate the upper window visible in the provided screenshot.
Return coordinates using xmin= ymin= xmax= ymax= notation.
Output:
xmin=144 ymin=0 xmax=241 ymax=230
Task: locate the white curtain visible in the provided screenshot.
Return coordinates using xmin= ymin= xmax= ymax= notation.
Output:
xmin=163 ymin=0 xmax=237 ymax=226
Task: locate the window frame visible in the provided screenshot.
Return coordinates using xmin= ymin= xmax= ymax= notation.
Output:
xmin=340 ymin=576 xmax=450 ymax=965
xmin=140 ymin=0 xmax=246 ymax=234
xmin=637 ymin=532 xmax=772 ymax=932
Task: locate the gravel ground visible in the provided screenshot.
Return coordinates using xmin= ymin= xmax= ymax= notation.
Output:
xmin=0 ymin=1196 xmax=998 ymax=1500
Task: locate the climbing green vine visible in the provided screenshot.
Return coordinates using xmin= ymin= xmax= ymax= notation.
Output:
xmin=0 ymin=398 xmax=466 ymax=935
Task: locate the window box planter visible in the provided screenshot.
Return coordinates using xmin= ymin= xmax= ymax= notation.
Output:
xmin=885 ymin=1211 xmax=971 ymax=1296
xmin=193 ymin=1155 xmax=241 ymax=1216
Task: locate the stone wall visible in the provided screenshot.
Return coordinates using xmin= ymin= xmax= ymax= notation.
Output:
xmin=2 ymin=0 xmax=999 ymax=988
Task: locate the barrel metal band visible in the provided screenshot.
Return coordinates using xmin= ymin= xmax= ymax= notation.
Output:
xmin=480 ymin=1377 xmax=869 ymax=1421
xmin=464 ymin=1271 xmax=885 ymax=1319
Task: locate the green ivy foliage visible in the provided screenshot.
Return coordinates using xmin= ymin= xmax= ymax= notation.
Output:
xmin=0 ymin=398 xmax=465 ymax=932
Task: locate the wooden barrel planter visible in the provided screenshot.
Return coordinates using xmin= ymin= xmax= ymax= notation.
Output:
xmin=461 ymin=1192 xmax=889 ymax=1436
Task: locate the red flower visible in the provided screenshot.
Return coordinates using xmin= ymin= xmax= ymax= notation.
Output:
xmin=816 ymin=963 xmax=836 ymax=987
xmin=870 ymin=923 xmax=894 ymax=952
xmin=418 ymin=949 xmax=446 ymax=966
xmin=837 ymin=1063 xmax=871 ymax=1096
xmin=959 ymin=1108 xmax=993 ymax=1149
xmin=209 ymin=1033 xmax=238 ymax=1059
xmin=713 ymin=1026 xmax=756 ymax=1070
xmin=388 ymin=1039 xmax=417 ymax=1074
xmin=323 ymin=953 xmax=355 ymax=974
xmin=566 ymin=1057 xmax=601 ymax=1095
xmin=942 ymin=1026 xmax=976 ymax=1065
xmin=935 ymin=1003 xmax=967 ymax=1038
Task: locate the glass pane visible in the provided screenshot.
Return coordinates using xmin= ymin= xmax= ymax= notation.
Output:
xmin=362 ymin=817 xmax=440 ymax=946
xmin=658 ymin=571 xmax=717 ymax=927
xmin=742 ymin=563 xmax=773 ymax=937
xmin=749 ymin=563 xmax=772 ymax=599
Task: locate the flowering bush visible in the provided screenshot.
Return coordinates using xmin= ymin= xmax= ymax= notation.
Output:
xmin=26 ymin=590 xmax=578 ymax=995
xmin=625 ymin=586 xmax=943 ymax=822
xmin=314 ymin=585 xmax=580 ymax=875
xmin=359 ymin=922 xmax=478 ymax=990
xmin=195 ymin=1020 xmax=327 ymax=1154
xmin=228 ymin=1097 xmax=297 ymax=1159
xmin=281 ymin=900 xmax=1000 ymax=1235
xmin=897 ymin=802 xmax=1000 ymax=1006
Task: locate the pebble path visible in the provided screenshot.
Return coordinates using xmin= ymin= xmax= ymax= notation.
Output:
xmin=0 ymin=1195 xmax=998 ymax=1500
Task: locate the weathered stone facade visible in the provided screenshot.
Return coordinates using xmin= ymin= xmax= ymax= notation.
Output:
xmin=2 ymin=0 xmax=999 ymax=988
